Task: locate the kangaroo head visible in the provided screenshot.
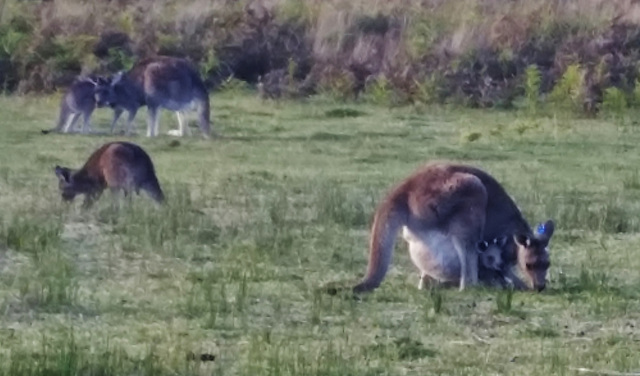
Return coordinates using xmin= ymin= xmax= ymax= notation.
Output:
xmin=93 ymin=75 xmax=114 ymax=107
xmin=514 ymin=220 xmax=554 ymax=292
xmin=94 ymin=71 xmax=125 ymax=108
xmin=54 ymin=165 xmax=79 ymax=201
xmin=477 ymin=236 xmax=507 ymax=271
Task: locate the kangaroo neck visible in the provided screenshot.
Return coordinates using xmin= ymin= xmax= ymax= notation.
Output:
xmin=484 ymin=208 xmax=532 ymax=241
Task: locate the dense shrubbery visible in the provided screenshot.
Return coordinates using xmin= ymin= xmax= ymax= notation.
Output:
xmin=3 ymin=0 xmax=640 ymax=113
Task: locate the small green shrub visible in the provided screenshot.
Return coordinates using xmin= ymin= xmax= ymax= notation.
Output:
xmin=523 ymin=65 xmax=542 ymax=114
xmin=495 ymin=287 xmax=514 ymax=314
xmin=107 ymin=47 xmax=135 ymax=72
xmin=632 ymin=78 xmax=640 ymax=108
xmin=601 ymin=86 xmax=627 ymax=118
xmin=199 ymin=49 xmax=219 ymax=79
xmin=548 ymin=64 xmax=585 ymax=113
xmin=317 ymin=69 xmax=357 ymax=101
xmin=363 ymin=75 xmax=391 ymax=106
xmin=414 ymin=75 xmax=442 ymax=105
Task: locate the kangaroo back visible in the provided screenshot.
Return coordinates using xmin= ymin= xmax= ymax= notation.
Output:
xmin=449 ymin=165 xmax=532 ymax=238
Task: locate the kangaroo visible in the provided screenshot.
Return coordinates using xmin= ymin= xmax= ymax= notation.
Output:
xmin=42 ymin=75 xmax=112 ymax=135
xmin=353 ymin=162 xmax=554 ymax=293
xmin=54 ymin=141 xmax=164 ymax=207
xmin=96 ymin=56 xmax=212 ymax=138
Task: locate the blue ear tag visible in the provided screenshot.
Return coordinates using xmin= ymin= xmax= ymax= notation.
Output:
xmin=536 ymin=223 xmax=546 ymax=235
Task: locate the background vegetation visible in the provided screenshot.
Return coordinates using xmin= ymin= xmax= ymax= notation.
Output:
xmin=3 ymin=0 xmax=640 ymax=112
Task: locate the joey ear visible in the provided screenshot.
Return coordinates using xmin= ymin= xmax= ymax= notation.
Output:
xmin=477 ymin=240 xmax=489 ymax=252
xmin=535 ymin=220 xmax=555 ymax=242
xmin=514 ymin=233 xmax=531 ymax=248
xmin=495 ymin=236 xmax=508 ymax=248
xmin=54 ymin=166 xmax=71 ymax=183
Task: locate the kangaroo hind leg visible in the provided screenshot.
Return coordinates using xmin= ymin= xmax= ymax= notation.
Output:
xmin=447 ymin=175 xmax=488 ymax=291
xmin=146 ymin=106 xmax=160 ymax=137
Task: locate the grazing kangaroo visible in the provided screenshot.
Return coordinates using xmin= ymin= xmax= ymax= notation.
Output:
xmin=96 ymin=56 xmax=212 ymax=138
xmin=54 ymin=141 xmax=164 ymax=207
xmin=353 ymin=162 xmax=554 ymax=293
xmin=42 ymin=75 xmax=112 ymax=135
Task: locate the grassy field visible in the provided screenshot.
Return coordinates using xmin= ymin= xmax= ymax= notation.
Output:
xmin=1 ymin=91 xmax=640 ymax=375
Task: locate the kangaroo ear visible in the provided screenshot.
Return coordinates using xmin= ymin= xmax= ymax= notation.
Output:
xmin=514 ymin=233 xmax=531 ymax=248
xmin=477 ymin=240 xmax=489 ymax=252
xmin=535 ymin=220 xmax=555 ymax=242
xmin=54 ymin=166 xmax=71 ymax=183
xmin=494 ymin=236 xmax=508 ymax=248
xmin=82 ymin=75 xmax=98 ymax=86
xmin=111 ymin=71 xmax=124 ymax=86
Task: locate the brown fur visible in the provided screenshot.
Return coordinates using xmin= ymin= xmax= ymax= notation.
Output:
xmin=353 ymin=162 xmax=554 ymax=293
xmin=54 ymin=142 xmax=164 ymax=207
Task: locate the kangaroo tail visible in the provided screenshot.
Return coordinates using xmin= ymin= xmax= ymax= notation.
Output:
xmin=353 ymin=198 xmax=406 ymax=293
xmin=43 ymin=103 xmax=70 ymax=134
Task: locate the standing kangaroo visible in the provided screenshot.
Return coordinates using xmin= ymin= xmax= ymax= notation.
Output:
xmin=353 ymin=162 xmax=554 ymax=293
xmin=96 ymin=56 xmax=212 ymax=138
xmin=54 ymin=141 xmax=164 ymax=207
xmin=42 ymin=75 xmax=112 ymax=135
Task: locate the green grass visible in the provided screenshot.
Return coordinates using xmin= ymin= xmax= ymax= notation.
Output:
xmin=1 ymin=92 xmax=640 ymax=375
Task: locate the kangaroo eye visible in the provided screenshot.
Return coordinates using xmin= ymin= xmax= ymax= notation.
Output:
xmin=526 ymin=263 xmax=534 ymax=270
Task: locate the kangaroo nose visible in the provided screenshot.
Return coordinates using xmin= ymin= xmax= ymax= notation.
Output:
xmin=536 ymin=285 xmax=546 ymax=292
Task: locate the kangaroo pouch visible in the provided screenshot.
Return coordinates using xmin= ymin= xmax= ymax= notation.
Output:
xmin=402 ymin=227 xmax=462 ymax=282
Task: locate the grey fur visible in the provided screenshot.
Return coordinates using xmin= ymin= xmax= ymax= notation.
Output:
xmin=97 ymin=56 xmax=212 ymax=138
xmin=42 ymin=76 xmax=111 ymax=135
xmin=477 ymin=237 xmax=512 ymax=288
